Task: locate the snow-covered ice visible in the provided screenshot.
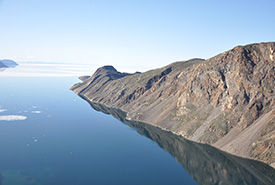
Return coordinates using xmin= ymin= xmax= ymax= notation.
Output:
xmin=0 ymin=115 xmax=27 ymax=121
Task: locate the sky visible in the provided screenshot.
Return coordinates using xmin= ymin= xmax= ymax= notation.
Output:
xmin=0 ymin=0 xmax=274 ymax=71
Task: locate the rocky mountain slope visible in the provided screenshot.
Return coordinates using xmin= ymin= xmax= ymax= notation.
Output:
xmin=71 ymin=42 xmax=275 ymax=167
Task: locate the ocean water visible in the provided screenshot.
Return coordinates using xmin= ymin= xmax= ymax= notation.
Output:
xmin=0 ymin=74 xmax=197 ymax=185
xmin=0 ymin=65 xmax=274 ymax=185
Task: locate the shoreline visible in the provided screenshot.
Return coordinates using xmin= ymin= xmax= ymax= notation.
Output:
xmin=79 ymin=93 xmax=275 ymax=170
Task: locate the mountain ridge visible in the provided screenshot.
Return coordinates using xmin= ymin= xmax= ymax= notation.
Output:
xmin=71 ymin=42 xmax=275 ymax=168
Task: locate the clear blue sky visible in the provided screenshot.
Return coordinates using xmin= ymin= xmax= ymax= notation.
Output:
xmin=0 ymin=0 xmax=274 ymax=70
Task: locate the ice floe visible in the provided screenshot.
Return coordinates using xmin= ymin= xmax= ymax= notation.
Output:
xmin=0 ymin=115 xmax=27 ymax=121
xmin=31 ymin=111 xmax=42 ymax=114
xmin=0 ymin=109 xmax=7 ymax=113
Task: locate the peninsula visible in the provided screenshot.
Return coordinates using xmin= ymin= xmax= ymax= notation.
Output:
xmin=71 ymin=42 xmax=275 ymax=168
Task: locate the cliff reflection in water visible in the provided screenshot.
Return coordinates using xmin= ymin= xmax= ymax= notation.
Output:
xmin=87 ymin=101 xmax=275 ymax=185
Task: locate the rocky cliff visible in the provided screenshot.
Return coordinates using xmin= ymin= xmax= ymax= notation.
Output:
xmin=71 ymin=42 xmax=275 ymax=167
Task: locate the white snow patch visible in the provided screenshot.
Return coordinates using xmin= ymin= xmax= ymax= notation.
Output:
xmin=0 ymin=115 xmax=27 ymax=121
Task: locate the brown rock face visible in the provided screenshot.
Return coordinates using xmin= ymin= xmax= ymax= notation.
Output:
xmin=71 ymin=42 xmax=275 ymax=167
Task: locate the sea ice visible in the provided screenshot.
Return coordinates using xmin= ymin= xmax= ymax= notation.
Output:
xmin=0 ymin=109 xmax=7 ymax=113
xmin=0 ymin=115 xmax=27 ymax=121
xmin=31 ymin=111 xmax=42 ymax=114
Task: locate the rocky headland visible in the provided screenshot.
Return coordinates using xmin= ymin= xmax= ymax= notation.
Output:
xmin=71 ymin=42 xmax=275 ymax=168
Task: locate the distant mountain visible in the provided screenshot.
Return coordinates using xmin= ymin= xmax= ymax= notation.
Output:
xmin=0 ymin=59 xmax=18 ymax=68
xmin=71 ymin=42 xmax=275 ymax=168
xmin=0 ymin=62 xmax=7 ymax=68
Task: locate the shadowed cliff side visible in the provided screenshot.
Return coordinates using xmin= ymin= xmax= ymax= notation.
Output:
xmin=86 ymin=101 xmax=275 ymax=185
xmin=71 ymin=42 xmax=275 ymax=167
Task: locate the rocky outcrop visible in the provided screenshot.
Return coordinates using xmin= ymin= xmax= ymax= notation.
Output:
xmin=71 ymin=42 xmax=275 ymax=167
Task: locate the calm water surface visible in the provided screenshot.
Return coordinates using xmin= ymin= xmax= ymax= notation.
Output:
xmin=0 ymin=76 xmax=197 ymax=185
xmin=1 ymin=66 xmax=274 ymax=185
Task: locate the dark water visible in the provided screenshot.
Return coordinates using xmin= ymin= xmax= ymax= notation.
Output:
xmin=0 ymin=76 xmax=274 ymax=185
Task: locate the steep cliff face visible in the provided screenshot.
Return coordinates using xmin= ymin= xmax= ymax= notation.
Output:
xmin=71 ymin=42 xmax=275 ymax=167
